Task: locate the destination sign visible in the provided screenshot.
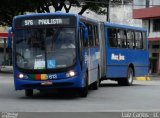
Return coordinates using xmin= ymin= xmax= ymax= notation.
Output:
xmin=22 ymin=18 xmax=69 ymax=26
xmin=15 ymin=15 xmax=77 ymax=28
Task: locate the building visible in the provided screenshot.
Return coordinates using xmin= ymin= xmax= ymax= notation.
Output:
xmin=133 ymin=0 xmax=160 ymax=73
xmin=0 ymin=32 xmax=12 ymax=68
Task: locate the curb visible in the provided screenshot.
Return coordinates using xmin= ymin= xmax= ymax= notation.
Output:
xmin=136 ymin=76 xmax=151 ymax=81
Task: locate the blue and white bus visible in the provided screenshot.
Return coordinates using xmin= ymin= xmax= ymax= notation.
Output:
xmin=10 ymin=12 xmax=100 ymax=97
xmin=99 ymin=22 xmax=149 ymax=85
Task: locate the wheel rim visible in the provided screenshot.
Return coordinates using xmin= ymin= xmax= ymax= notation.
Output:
xmin=128 ymin=69 xmax=133 ymax=84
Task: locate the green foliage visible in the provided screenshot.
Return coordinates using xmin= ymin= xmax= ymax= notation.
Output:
xmin=0 ymin=0 xmax=38 ymax=26
xmin=78 ymin=0 xmax=108 ymax=15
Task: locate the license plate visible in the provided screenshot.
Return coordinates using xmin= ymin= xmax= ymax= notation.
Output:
xmin=41 ymin=81 xmax=53 ymax=85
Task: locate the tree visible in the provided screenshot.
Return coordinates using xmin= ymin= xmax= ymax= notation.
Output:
xmin=0 ymin=0 xmax=38 ymax=26
xmin=0 ymin=0 xmax=132 ymax=26
xmin=37 ymin=0 xmax=108 ymax=15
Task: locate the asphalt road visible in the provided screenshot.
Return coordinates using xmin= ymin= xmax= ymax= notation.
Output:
xmin=0 ymin=73 xmax=160 ymax=112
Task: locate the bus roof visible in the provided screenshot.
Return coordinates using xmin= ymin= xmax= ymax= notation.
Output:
xmin=79 ymin=15 xmax=98 ymax=24
xmin=13 ymin=12 xmax=100 ymax=29
xmin=13 ymin=12 xmax=143 ymax=31
xmin=13 ymin=12 xmax=98 ymax=24
xmin=104 ymin=22 xmax=147 ymax=32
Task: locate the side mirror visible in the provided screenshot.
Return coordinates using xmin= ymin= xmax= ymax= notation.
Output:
xmin=7 ymin=27 xmax=12 ymax=48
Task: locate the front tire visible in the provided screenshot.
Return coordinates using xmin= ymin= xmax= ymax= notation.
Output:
xmin=25 ymin=89 xmax=33 ymax=97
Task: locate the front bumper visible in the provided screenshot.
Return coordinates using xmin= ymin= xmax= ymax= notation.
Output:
xmin=14 ymin=76 xmax=83 ymax=90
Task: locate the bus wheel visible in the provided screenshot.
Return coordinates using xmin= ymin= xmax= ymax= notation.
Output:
xmin=118 ymin=67 xmax=134 ymax=86
xmin=79 ymin=73 xmax=88 ymax=97
xmin=25 ymin=89 xmax=33 ymax=97
xmin=92 ymin=69 xmax=100 ymax=90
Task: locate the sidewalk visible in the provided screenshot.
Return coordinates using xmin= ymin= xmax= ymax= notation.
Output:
xmin=148 ymin=73 xmax=160 ymax=77
xmin=136 ymin=74 xmax=160 ymax=81
xmin=149 ymin=74 xmax=160 ymax=81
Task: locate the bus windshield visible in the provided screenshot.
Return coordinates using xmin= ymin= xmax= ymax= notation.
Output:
xmin=15 ymin=28 xmax=76 ymax=70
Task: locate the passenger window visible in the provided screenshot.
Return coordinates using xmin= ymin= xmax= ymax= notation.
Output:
xmin=108 ymin=28 xmax=118 ymax=47
xmin=127 ymin=31 xmax=135 ymax=49
xmin=79 ymin=27 xmax=88 ymax=47
xmin=78 ymin=28 xmax=83 ymax=48
xmin=87 ymin=24 xmax=93 ymax=46
xmin=117 ymin=29 xmax=127 ymax=48
xmin=142 ymin=32 xmax=147 ymax=50
xmin=94 ymin=26 xmax=99 ymax=46
xmin=135 ymin=32 xmax=143 ymax=49
xmin=81 ymin=22 xmax=99 ymax=47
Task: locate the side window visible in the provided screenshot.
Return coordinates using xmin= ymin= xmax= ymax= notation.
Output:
xmin=86 ymin=24 xmax=94 ymax=46
xmin=78 ymin=27 xmax=83 ymax=68
xmin=95 ymin=26 xmax=99 ymax=46
xmin=80 ymin=21 xmax=99 ymax=47
xmin=117 ymin=29 xmax=127 ymax=48
xmin=78 ymin=28 xmax=83 ymax=48
xmin=142 ymin=32 xmax=147 ymax=50
xmin=92 ymin=25 xmax=96 ymax=46
xmin=135 ymin=31 xmax=143 ymax=49
xmin=89 ymin=25 xmax=93 ymax=46
xmin=127 ymin=31 xmax=135 ymax=49
xmin=123 ymin=30 xmax=127 ymax=48
xmin=108 ymin=28 xmax=118 ymax=47
xmin=78 ymin=27 xmax=88 ymax=47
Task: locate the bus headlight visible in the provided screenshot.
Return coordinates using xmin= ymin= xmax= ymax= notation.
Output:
xmin=66 ymin=71 xmax=76 ymax=77
xmin=18 ymin=73 xmax=24 ymax=79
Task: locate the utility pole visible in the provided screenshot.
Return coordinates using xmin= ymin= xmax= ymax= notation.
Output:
xmin=121 ymin=0 xmax=124 ymax=5
xmin=106 ymin=0 xmax=110 ymax=22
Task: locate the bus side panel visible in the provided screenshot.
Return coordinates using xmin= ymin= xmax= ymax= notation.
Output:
xmin=106 ymin=49 xmax=128 ymax=78
xmin=87 ymin=47 xmax=100 ymax=84
xmin=107 ymin=48 xmax=148 ymax=78
xmin=105 ymin=27 xmax=128 ymax=78
xmin=104 ymin=26 xmax=149 ymax=79
xmin=134 ymin=66 xmax=149 ymax=76
xmin=106 ymin=45 xmax=149 ymax=78
xmin=128 ymin=50 xmax=149 ymax=76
